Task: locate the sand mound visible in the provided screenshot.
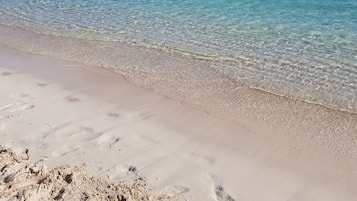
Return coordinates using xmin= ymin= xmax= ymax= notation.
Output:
xmin=0 ymin=146 xmax=181 ymax=201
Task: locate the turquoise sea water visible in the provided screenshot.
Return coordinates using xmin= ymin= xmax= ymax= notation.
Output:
xmin=0 ymin=0 xmax=356 ymax=113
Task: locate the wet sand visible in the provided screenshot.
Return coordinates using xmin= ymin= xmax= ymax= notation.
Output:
xmin=0 ymin=47 xmax=356 ymax=201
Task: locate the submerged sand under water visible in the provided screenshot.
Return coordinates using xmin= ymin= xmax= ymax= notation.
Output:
xmin=0 ymin=0 xmax=356 ymax=114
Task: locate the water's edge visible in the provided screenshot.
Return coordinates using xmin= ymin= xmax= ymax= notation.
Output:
xmin=1 ymin=24 xmax=356 ymax=161
xmin=1 ymin=23 xmax=356 ymax=115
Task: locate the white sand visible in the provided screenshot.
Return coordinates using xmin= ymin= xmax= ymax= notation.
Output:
xmin=0 ymin=47 xmax=356 ymax=201
xmin=0 ymin=146 xmax=176 ymax=201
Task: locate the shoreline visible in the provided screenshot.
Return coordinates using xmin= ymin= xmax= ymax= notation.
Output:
xmin=0 ymin=23 xmax=356 ymax=115
xmin=0 ymin=24 xmax=356 ymax=161
xmin=0 ymin=46 xmax=357 ymax=200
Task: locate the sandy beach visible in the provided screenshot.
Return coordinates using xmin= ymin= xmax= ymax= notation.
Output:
xmin=0 ymin=46 xmax=356 ymax=201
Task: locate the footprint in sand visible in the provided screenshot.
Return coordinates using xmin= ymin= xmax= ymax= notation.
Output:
xmin=10 ymin=93 xmax=35 ymax=100
xmin=215 ymin=185 xmax=235 ymax=201
xmin=1 ymin=71 xmax=12 ymax=76
xmin=50 ymin=126 xmax=104 ymax=157
xmin=107 ymin=112 xmax=120 ymax=118
xmin=124 ymin=111 xmax=152 ymax=124
xmin=65 ymin=96 xmax=80 ymax=103
xmin=184 ymin=152 xmax=215 ymax=166
xmin=0 ymin=103 xmax=35 ymax=112
xmin=0 ymin=103 xmax=35 ymax=119
xmin=57 ymin=147 xmax=81 ymax=157
xmin=157 ymin=185 xmax=190 ymax=199
xmin=210 ymin=174 xmax=235 ymax=201
xmin=37 ymin=83 xmax=47 ymax=87
xmin=0 ymin=122 xmax=5 ymax=131
xmin=52 ymin=145 xmax=81 ymax=157
xmin=97 ymin=135 xmax=121 ymax=150
xmin=108 ymin=137 xmax=120 ymax=149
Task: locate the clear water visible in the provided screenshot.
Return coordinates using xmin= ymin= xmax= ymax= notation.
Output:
xmin=0 ymin=0 xmax=356 ymax=113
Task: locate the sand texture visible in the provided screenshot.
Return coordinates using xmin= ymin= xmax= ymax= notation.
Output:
xmin=0 ymin=146 xmax=183 ymax=201
xmin=0 ymin=47 xmax=356 ymax=201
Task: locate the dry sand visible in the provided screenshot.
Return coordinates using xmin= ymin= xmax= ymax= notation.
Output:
xmin=0 ymin=47 xmax=356 ymax=201
xmin=0 ymin=146 xmax=180 ymax=201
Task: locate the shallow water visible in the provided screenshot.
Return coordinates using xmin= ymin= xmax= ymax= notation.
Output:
xmin=0 ymin=0 xmax=356 ymax=113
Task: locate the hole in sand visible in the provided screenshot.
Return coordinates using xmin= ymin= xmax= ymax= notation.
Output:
xmin=128 ymin=166 xmax=137 ymax=172
xmin=64 ymin=173 xmax=73 ymax=184
xmin=81 ymin=192 xmax=89 ymax=201
xmin=54 ymin=188 xmax=65 ymax=200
